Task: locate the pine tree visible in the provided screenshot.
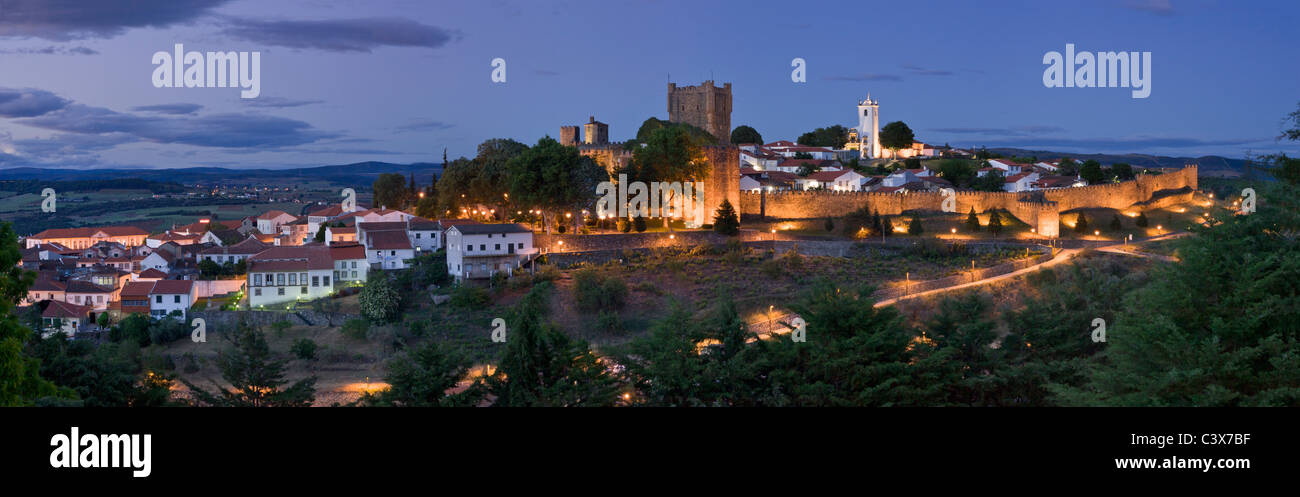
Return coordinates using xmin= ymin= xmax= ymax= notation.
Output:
xmin=182 ymin=323 xmax=316 ymax=407
xmin=1135 ymin=211 xmax=1149 ymax=227
xmin=965 ymin=207 xmax=981 ymax=232
xmin=489 ymin=283 xmax=619 ymax=406
xmin=907 ymin=217 xmax=924 ymax=235
xmin=1074 ymin=213 xmax=1089 ymax=234
xmin=988 ymin=210 xmax=1003 ymax=236
xmin=880 ymin=216 xmax=894 ymax=236
xmin=633 ymin=214 xmax=647 ymax=233
xmin=713 ymin=199 xmax=740 ymax=236
xmin=1110 ymin=214 xmax=1123 ymax=232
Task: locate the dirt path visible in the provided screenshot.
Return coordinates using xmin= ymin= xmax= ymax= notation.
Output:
xmin=873 ymin=232 xmax=1190 ymax=307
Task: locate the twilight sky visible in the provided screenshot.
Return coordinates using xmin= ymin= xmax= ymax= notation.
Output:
xmin=0 ymin=0 xmax=1296 ymax=170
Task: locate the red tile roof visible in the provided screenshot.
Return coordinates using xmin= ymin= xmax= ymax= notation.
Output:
xmin=247 ymin=246 xmax=333 ymax=272
xmin=137 ymin=268 xmax=168 ymax=279
xmin=329 ymin=244 xmax=367 ymax=260
xmin=43 ymin=300 xmax=92 ymax=319
xmin=150 ymin=280 xmax=194 ymax=295
xmin=368 ymin=230 xmax=412 ymax=250
xmin=30 ymin=226 xmax=148 ymax=239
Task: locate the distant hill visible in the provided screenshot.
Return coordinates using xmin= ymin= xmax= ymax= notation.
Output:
xmin=985 ymin=148 xmax=1249 ymax=178
xmin=0 ymin=161 xmax=444 ymax=187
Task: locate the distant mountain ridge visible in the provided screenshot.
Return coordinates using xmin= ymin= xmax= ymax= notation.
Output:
xmin=0 ymin=161 xmax=444 ymax=185
xmin=986 ymin=148 xmax=1249 ymax=177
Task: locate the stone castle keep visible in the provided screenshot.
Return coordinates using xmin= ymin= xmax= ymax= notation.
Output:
xmin=741 ymin=166 xmax=1199 ymax=237
xmin=668 ymin=80 xmax=732 ymax=143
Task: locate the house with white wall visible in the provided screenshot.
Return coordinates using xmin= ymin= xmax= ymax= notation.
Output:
xmin=329 ymin=244 xmax=368 ymax=285
xmin=148 ymin=280 xmax=196 ymax=319
xmin=366 ymin=230 xmax=415 ymax=269
xmin=256 ymin=210 xmax=299 ymax=235
xmin=446 ymin=224 xmax=536 ymax=281
xmin=246 ymin=246 xmax=335 ymax=308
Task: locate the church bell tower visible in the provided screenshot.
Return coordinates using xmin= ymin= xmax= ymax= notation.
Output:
xmin=857 ymin=93 xmax=880 ymax=159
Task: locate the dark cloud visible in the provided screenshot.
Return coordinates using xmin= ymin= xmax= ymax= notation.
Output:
xmin=220 ymin=17 xmax=460 ymax=52
xmin=0 ymin=45 xmax=99 ymax=55
xmin=902 ymin=64 xmax=954 ymax=76
xmin=132 ymin=103 xmax=203 ymax=115
xmin=824 ymin=74 xmax=902 ymax=82
xmin=977 ymin=135 xmax=1265 ymax=150
xmin=395 ymin=119 xmax=454 ymax=132
xmin=1124 ymin=0 xmax=1176 ymax=15
xmin=0 ymin=88 xmax=71 ymax=117
xmin=0 ymin=0 xmax=234 ymax=40
xmin=1 ymin=87 xmax=334 ymax=149
xmin=240 ymin=97 xmax=325 ymax=108
xmin=930 ymin=125 xmax=1067 ymax=136
xmin=19 ymin=104 xmax=335 ymax=148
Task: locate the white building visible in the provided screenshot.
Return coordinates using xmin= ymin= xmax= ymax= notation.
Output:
xmin=246 ymin=246 xmax=335 ymax=307
xmin=1003 ymin=172 xmax=1042 ymax=192
xmin=857 ymin=94 xmax=881 ymax=159
xmin=364 ymin=230 xmax=416 ymax=269
xmin=148 ymin=280 xmax=196 ymax=319
xmin=199 ymin=236 xmax=268 ymax=265
xmin=256 ymin=210 xmax=299 ymax=235
xmin=329 ymin=244 xmax=369 ymax=285
xmin=408 ymin=217 xmax=440 ymax=252
xmin=446 ymin=224 xmax=537 ymax=281
xmin=797 ymin=169 xmax=868 ymax=191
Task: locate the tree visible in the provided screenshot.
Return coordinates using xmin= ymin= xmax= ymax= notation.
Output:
xmin=1110 ymin=214 xmax=1123 ymax=232
xmin=372 ymin=173 xmax=409 ymax=210
xmin=506 ymin=137 xmax=604 ymax=234
xmin=358 ymin=341 xmax=482 ymax=407
xmin=632 ymin=214 xmax=647 ymax=233
xmin=970 ymin=169 xmax=1006 ymax=192
xmin=730 ymin=125 xmax=763 ymax=145
xmin=313 ymin=223 xmax=328 ymax=243
xmin=359 ymin=276 xmax=401 ymax=323
xmin=1109 ymin=163 xmax=1135 ymax=181
xmin=878 ymin=121 xmax=915 ymax=158
xmin=988 ymin=210 xmax=1003 ymax=236
xmin=824 ymin=217 xmax=835 ymax=232
xmin=713 ymin=199 xmax=740 ymax=236
xmin=1080 ymin=160 xmax=1104 ymax=184
xmin=965 ymin=207 xmax=981 ymax=232
xmin=936 ymin=159 xmax=977 ymax=187
xmin=1281 ymin=100 xmax=1300 ymax=141
xmin=796 ymin=125 xmax=851 ymax=148
xmin=1057 ymin=158 xmax=1079 ymax=176
xmin=1135 ymin=211 xmax=1149 ymax=227
xmin=880 ymin=216 xmax=894 ymax=236
xmin=1057 ymin=182 xmax=1300 ymax=406
xmin=182 ymin=324 xmax=316 ymax=407
xmin=907 ymin=217 xmax=924 ymax=235
xmin=291 ymin=338 xmax=317 ymax=361
xmin=488 ymin=283 xmax=619 ymax=406
xmin=2 ymin=216 xmax=106 ymax=406
xmin=1074 ymin=213 xmax=1089 ymax=234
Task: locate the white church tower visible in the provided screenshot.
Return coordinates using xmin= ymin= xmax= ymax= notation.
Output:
xmin=857 ymin=93 xmax=881 ymax=159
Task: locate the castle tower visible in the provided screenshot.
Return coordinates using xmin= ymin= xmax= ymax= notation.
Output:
xmin=583 ymin=116 xmax=609 ymax=145
xmin=560 ymin=126 xmax=581 ymax=147
xmin=668 ymin=80 xmax=732 ymax=144
xmin=857 ymin=93 xmax=880 ymax=159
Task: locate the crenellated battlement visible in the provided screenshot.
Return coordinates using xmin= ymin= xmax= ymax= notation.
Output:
xmin=739 ymin=165 xmax=1198 ymax=239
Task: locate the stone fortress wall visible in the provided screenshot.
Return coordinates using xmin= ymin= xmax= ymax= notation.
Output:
xmin=738 ymin=166 xmax=1198 ymax=237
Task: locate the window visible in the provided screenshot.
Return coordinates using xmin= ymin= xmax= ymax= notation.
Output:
xmin=301 ymin=287 xmax=308 ymax=294
xmin=350 ymin=261 xmax=356 ymax=268
xmin=97 ymin=295 xmax=103 ymax=303
xmin=253 ymin=274 xmax=262 ymax=286
xmin=312 ymin=276 xmax=319 ymax=287
xmin=480 ymin=244 xmax=486 ymax=251
xmin=466 ymin=245 xmax=472 ymax=252
xmin=415 ymin=233 xmax=421 ymax=239
xmin=173 ymin=295 xmax=180 ymax=304
xmin=254 ymin=288 xmax=261 ymax=296
xmin=323 ymin=276 xmax=330 ymax=286
xmin=351 ymin=271 xmax=357 ymax=278
xmin=518 ymin=242 xmax=524 ymax=249
xmin=155 ymin=295 xmax=161 ymax=303
xmin=288 ymin=273 xmax=297 ymax=285
xmin=277 ymin=288 xmax=285 ymax=296
xmin=494 ymin=244 xmax=500 ymax=250
xmin=300 ymin=273 xmax=307 ymax=284
xmin=276 ymin=273 xmax=285 ymax=286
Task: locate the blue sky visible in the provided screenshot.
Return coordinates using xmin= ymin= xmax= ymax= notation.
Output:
xmin=0 ymin=0 xmax=1296 ymax=170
